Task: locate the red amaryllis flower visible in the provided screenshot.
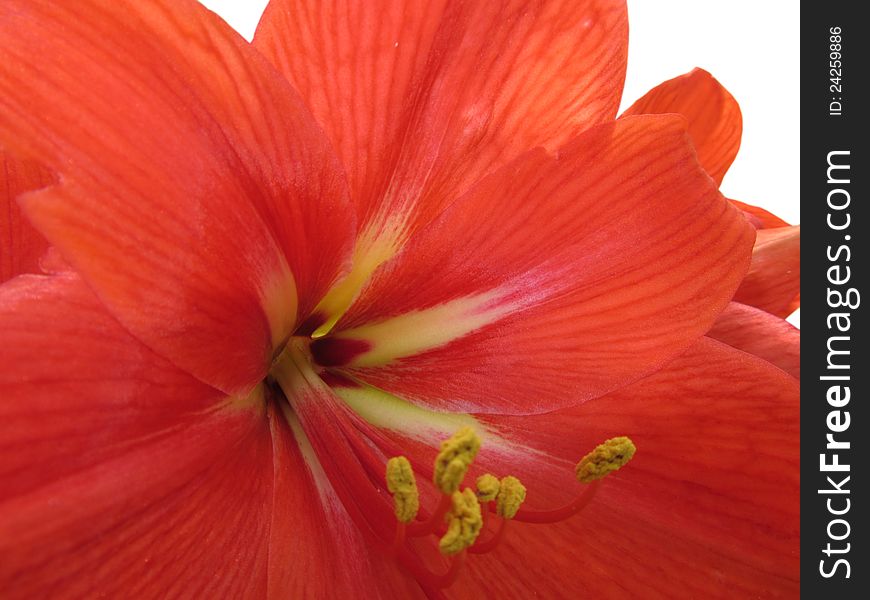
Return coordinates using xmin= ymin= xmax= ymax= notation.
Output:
xmin=0 ymin=1 xmax=799 ymax=598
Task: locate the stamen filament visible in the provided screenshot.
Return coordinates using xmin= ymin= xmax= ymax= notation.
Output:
xmin=434 ymin=551 xmax=466 ymax=589
xmin=408 ymin=494 xmax=452 ymax=536
xmin=468 ymin=517 xmax=507 ymax=554
xmin=396 ymin=549 xmax=467 ymax=592
xmin=513 ymin=481 xmax=600 ymax=524
xmin=392 ymin=522 xmax=407 ymax=554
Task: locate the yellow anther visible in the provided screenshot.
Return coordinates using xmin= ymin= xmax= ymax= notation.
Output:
xmin=386 ymin=456 xmax=419 ymax=524
xmin=439 ymin=488 xmax=483 ymax=555
xmin=495 ymin=475 xmax=526 ymax=520
xmin=476 ymin=474 xmax=500 ymax=502
xmin=575 ymin=436 xmax=637 ymax=483
xmin=433 ymin=427 xmax=481 ymax=494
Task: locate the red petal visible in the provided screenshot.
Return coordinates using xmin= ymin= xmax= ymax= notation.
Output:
xmin=622 ymin=68 xmax=741 ymax=185
xmin=733 ymin=225 xmax=800 ymax=318
xmin=256 ymin=0 xmax=627 ymax=304
xmin=707 ymin=303 xmax=800 ymax=379
xmin=328 ymin=116 xmax=755 ymax=413
xmin=730 ymin=198 xmax=791 ymax=229
xmin=0 ymin=153 xmax=53 ymax=283
xmin=0 ymin=273 xmax=226 ymax=501
xmin=0 ymin=273 xmax=258 ymax=595
xmin=0 ymin=0 xmax=354 ymax=393
xmin=0 ymin=411 xmax=285 ymax=598
xmin=459 ymin=338 xmax=800 ymax=597
xmin=0 ymin=275 xmax=414 ymax=597
xmin=254 ymin=0 xmax=448 ymax=225
xmin=271 ymin=402 xmax=424 ymax=598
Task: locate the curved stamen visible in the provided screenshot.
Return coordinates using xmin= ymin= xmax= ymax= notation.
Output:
xmin=468 ymin=515 xmax=507 ymax=554
xmin=514 ymin=480 xmax=600 ymax=523
xmin=467 ymin=475 xmax=524 ymax=554
xmin=407 ymin=494 xmax=452 ymax=537
xmin=515 ymin=437 xmax=635 ymax=523
xmin=396 ymin=548 xmax=467 ymax=593
xmin=382 ymin=429 xmax=636 ymax=591
xmin=433 ymin=550 xmax=466 ymax=589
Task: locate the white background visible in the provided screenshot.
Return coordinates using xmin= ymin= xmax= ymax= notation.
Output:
xmin=201 ymin=0 xmax=801 ymax=325
xmin=622 ymin=1 xmax=800 ymax=226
